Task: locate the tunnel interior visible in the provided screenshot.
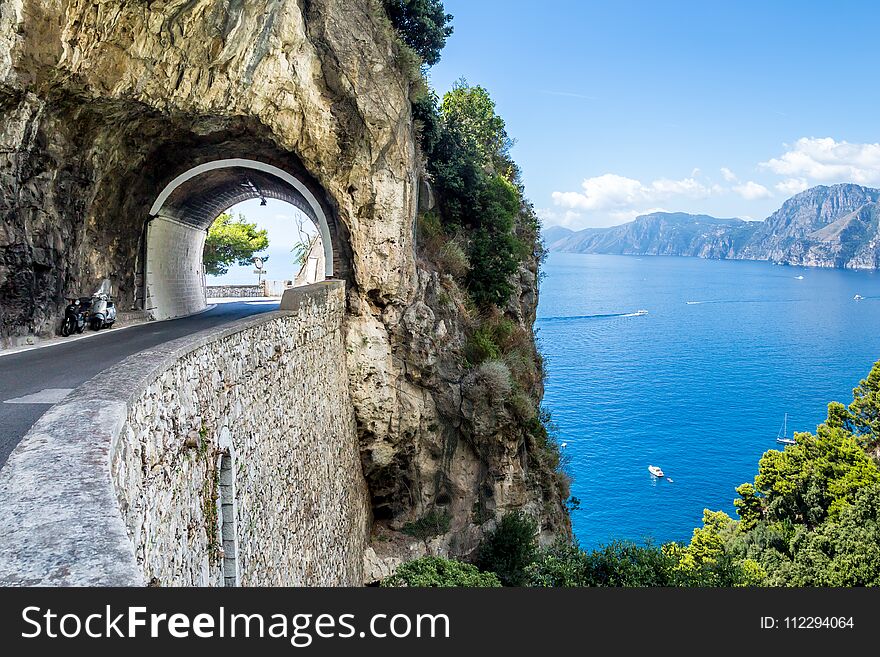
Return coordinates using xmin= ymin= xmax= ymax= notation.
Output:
xmin=144 ymin=159 xmax=337 ymax=320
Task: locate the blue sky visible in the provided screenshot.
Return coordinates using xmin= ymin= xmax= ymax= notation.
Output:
xmin=428 ymin=0 xmax=880 ymax=228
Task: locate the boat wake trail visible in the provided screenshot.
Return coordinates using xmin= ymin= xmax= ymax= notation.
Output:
xmin=538 ymin=311 xmax=647 ymax=322
xmin=686 ymin=298 xmax=803 ymax=306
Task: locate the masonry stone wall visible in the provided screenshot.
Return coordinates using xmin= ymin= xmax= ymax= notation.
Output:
xmin=206 ymin=285 xmax=263 ymax=298
xmin=0 ymin=281 xmax=370 ymax=586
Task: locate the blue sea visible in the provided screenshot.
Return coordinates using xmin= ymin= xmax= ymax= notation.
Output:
xmin=537 ymin=252 xmax=880 ymax=549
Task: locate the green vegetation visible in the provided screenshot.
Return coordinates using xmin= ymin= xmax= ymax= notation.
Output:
xmin=477 ymin=512 xmax=538 ymax=586
xmin=401 ymin=509 xmax=451 ymax=539
xmin=420 ymin=80 xmax=528 ymax=308
xmin=381 ymin=0 xmax=453 ymax=67
xmin=383 ymin=360 xmax=880 ymax=587
xmin=381 ymin=556 xmax=500 ymax=587
xmin=203 ymin=213 xmax=269 ymax=276
xmin=526 ymin=536 xmax=763 ymax=588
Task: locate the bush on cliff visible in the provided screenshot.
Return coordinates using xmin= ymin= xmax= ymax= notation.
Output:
xmin=381 ymin=556 xmax=501 ymax=587
xmin=419 ymin=80 xmax=527 ymax=309
xmin=477 ymin=511 xmax=539 ymax=586
xmin=381 ymin=0 xmax=453 ymax=66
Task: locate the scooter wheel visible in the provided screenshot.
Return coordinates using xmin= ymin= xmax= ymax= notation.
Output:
xmin=76 ymin=324 xmax=86 ymax=334
xmin=61 ymin=321 xmax=71 ymax=337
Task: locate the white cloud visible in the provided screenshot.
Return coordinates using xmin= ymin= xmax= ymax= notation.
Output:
xmin=536 ymin=207 xmax=584 ymax=228
xmin=760 ymin=137 xmax=880 ymax=185
xmin=552 ymin=173 xmax=716 ymax=213
xmin=720 ymin=167 xmax=738 ymax=182
xmin=732 ymin=181 xmax=773 ymax=200
xmin=775 ymin=178 xmax=810 ymax=195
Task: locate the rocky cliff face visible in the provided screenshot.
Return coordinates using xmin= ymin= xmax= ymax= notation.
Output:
xmin=739 ymin=184 xmax=880 ymax=268
xmin=0 ymin=0 xmax=566 ymax=575
xmin=549 ymin=185 xmax=880 ymax=270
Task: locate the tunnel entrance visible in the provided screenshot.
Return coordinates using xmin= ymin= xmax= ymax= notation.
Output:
xmin=142 ymin=159 xmax=338 ymax=320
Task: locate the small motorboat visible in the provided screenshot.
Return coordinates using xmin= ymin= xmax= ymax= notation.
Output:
xmin=854 ymin=294 xmax=864 ymax=301
xmin=648 ymin=465 xmax=664 ymax=477
xmin=666 ymin=477 xmax=674 ymax=483
xmin=634 ymin=309 xmax=649 ymax=316
xmin=795 ymin=275 xmax=805 ymax=280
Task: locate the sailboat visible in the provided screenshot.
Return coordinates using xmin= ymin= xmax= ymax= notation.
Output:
xmin=776 ymin=413 xmax=796 ymax=446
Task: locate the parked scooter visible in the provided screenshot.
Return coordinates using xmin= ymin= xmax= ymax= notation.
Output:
xmin=60 ymin=297 xmax=91 ymax=336
xmin=89 ymin=283 xmax=117 ymax=331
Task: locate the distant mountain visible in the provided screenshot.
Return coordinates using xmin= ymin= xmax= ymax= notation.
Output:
xmin=542 ymin=225 xmax=574 ymax=248
xmin=545 ymin=184 xmax=880 ymax=270
xmin=738 ymin=184 xmax=880 ymax=268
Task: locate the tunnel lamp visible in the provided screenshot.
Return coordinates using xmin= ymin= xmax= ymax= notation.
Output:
xmin=242 ymin=177 xmax=268 ymax=205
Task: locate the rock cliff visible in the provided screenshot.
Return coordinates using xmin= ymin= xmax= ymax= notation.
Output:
xmin=0 ymin=0 xmax=567 ymax=577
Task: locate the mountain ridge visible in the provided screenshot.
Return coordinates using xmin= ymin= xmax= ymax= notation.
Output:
xmin=545 ymin=183 xmax=880 ymax=269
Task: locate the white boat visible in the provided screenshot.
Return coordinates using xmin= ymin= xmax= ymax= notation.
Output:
xmin=795 ymin=275 xmax=805 ymax=280
xmin=634 ymin=309 xmax=648 ymax=316
xmin=775 ymin=413 xmax=796 ymax=446
xmin=648 ymin=465 xmax=664 ymax=477
xmin=854 ymin=294 xmax=864 ymax=301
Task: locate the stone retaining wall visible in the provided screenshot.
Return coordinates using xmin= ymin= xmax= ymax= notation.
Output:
xmin=206 ymin=285 xmax=262 ymax=298
xmin=0 ymin=281 xmax=370 ymax=586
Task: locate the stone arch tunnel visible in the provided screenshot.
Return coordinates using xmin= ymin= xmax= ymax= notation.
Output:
xmin=143 ymin=157 xmax=342 ymax=320
xmin=1 ymin=107 xmax=355 ymax=343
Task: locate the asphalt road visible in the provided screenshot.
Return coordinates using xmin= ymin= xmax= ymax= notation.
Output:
xmin=0 ymin=299 xmax=279 ymax=469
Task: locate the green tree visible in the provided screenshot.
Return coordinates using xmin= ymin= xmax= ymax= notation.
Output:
xmin=425 ymin=81 xmax=525 ymax=308
xmin=203 ymin=213 xmax=269 ymax=276
xmin=670 ymin=510 xmax=766 ymax=586
xmin=466 ymin=176 xmax=523 ymax=307
xmin=525 ymin=539 xmax=595 ymax=587
xmin=381 ymin=556 xmax=500 ymax=587
xmin=845 ymin=360 xmax=880 ymax=449
xmin=440 ymin=80 xmax=513 ymax=171
xmin=382 ymin=0 xmax=453 ymax=66
xmin=780 ymin=483 xmax=880 ymax=586
xmin=733 ymin=483 xmax=763 ymax=530
xmin=477 ymin=511 xmax=538 ymax=586
xmin=571 ymin=541 xmax=676 ymax=587
xmin=746 ymin=424 xmax=880 ymax=527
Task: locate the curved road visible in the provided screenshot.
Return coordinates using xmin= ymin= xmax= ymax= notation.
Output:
xmin=0 ymin=299 xmax=279 ymax=468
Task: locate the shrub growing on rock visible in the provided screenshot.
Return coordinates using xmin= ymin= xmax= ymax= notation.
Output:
xmin=381 ymin=556 xmax=501 ymax=587
xmin=381 ymin=0 xmax=453 ymax=66
xmin=477 ymin=511 xmax=538 ymax=586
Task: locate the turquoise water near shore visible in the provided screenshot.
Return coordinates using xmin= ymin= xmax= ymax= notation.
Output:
xmin=537 ymin=253 xmax=880 ymax=549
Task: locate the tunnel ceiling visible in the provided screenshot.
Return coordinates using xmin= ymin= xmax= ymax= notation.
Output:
xmin=154 ymin=167 xmax=319 ymax=229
